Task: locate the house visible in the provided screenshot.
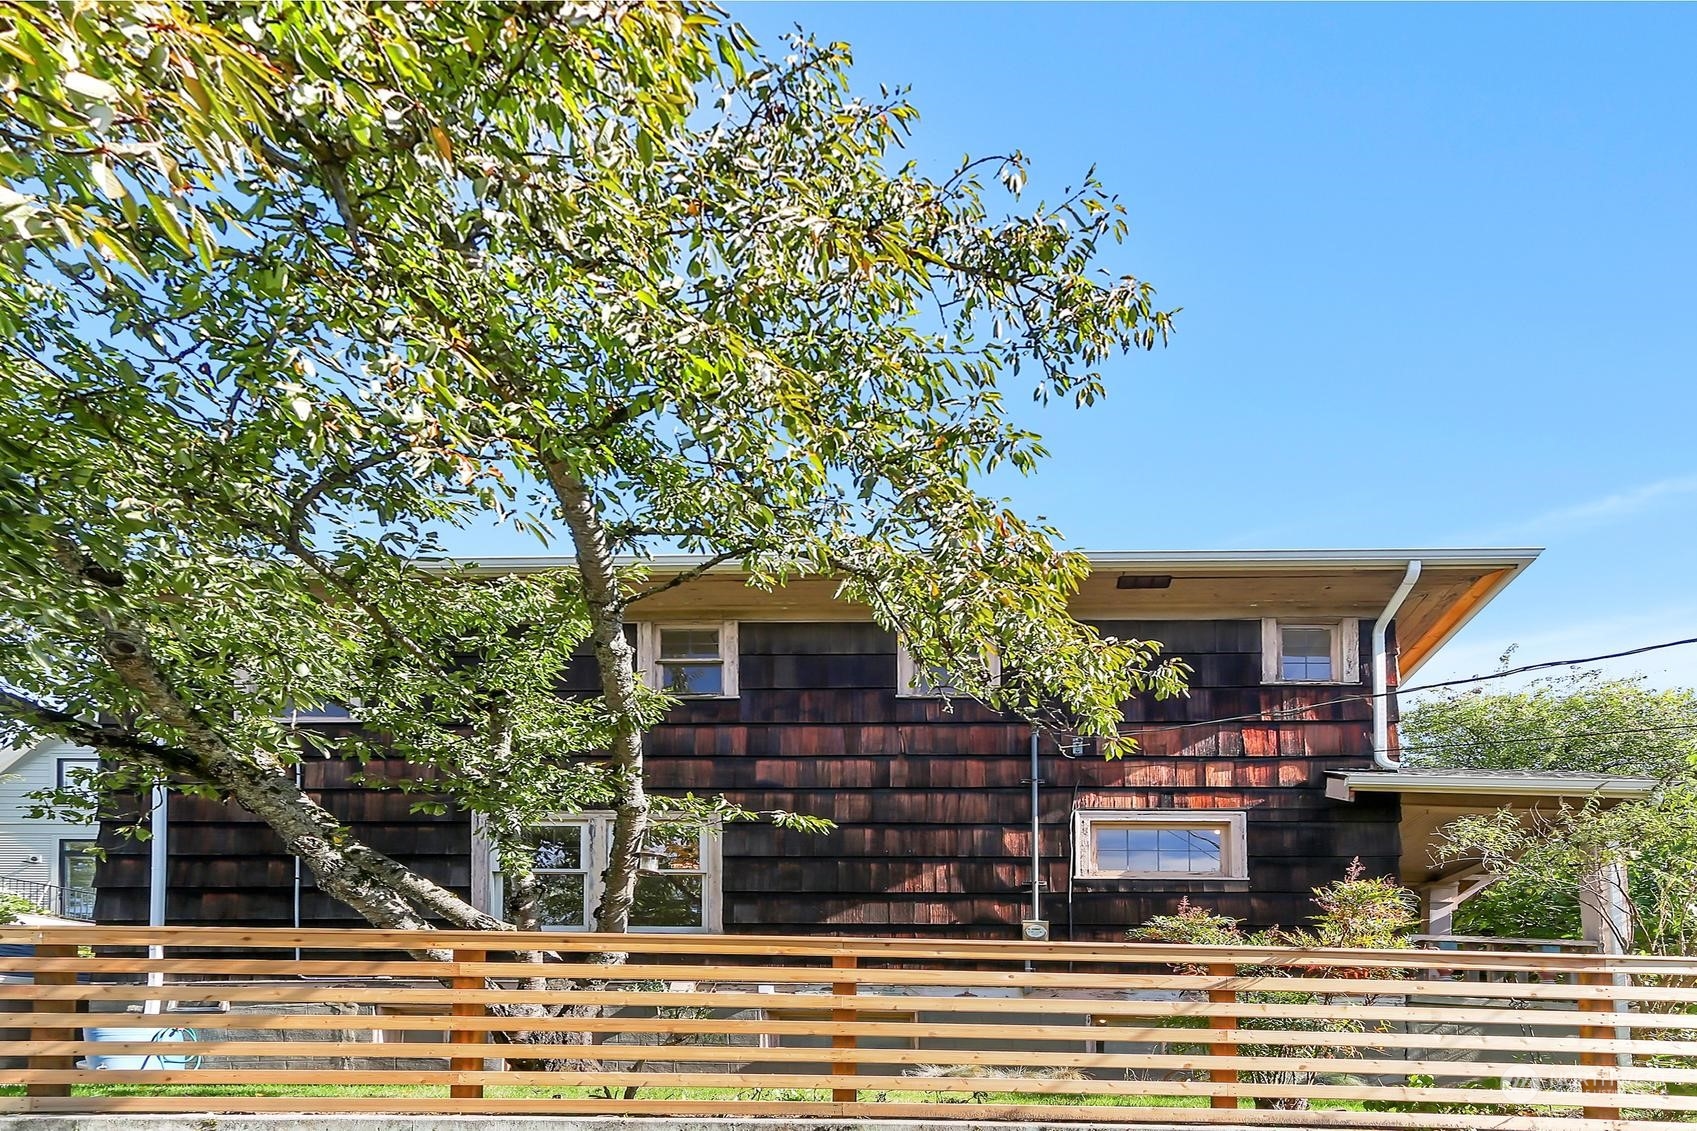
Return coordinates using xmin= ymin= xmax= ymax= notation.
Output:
xmin=88 ymin=547 xmax=1652 ymax=944
xmin=0 ymin=738 xmax=99 ymax=920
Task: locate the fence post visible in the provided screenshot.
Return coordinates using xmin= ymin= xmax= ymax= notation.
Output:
xmin=1578 ymin=968 xmax=1619 ymax=1121
xmin=27 ymin=943 xmax=80 ymax=1099
xmin=1207 ymin=962 xmax=1239 ymax=1110
xmin=831 ymin=954 xmax=857 ymax=1103
xmin=449 ymin=948 xmax=486 ymax=1100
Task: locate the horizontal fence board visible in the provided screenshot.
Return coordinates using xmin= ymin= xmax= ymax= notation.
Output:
xmin=4 ymin=1012 xmax=1690 ymax=1057
xmin=5 ymin=957 xmax=1681 ymax=1002
xmin=10 ymin=1068 xmax=1696 ymax=1111
xmin=6 ymin=925 xmax=1695 ymax=975
xmin=2 ymin=982 xmax=1686 ymax=1030
xmin=0 ymin=1097 xmax=1679 ymax=1131
xmin=7 ymin=1040 xmax=1693 ymax=1083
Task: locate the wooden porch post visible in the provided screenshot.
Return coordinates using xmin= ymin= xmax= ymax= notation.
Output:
xmin=1578 ymin=968 xmax=1620 ymax=1121
xmin=27 ymin=943 xmax=80 ymax=1099
xmin=831 ymin=954 xmax=857 ymax=1103
xmin=449 ymin=949 xmax=486 ymax=1100
xmin=1207 ymin=962 xmax=1239 ymax=1110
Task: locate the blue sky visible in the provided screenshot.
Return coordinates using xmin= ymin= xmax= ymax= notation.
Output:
xmin=441 ymin=4 xmax=1696 ymax=690
xmin=717 ymin=2 xmax=1697 ymax=690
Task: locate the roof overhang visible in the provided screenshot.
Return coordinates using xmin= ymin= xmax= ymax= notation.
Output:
xmin=1328 ymin=769 xmax=1657 ymax=886
xmin=433 ymin=547 xmax=1540 ymax=673
xmin=1327 ymin=770 xmax=1658 ymax=803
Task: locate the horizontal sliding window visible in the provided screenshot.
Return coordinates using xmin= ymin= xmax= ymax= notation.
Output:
xmin=1074 ymin=809 xmax=1247 ymax=881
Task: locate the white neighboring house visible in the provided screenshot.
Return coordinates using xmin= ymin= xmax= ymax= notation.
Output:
xmin=0 ymin=738 xmax=99 ymax=920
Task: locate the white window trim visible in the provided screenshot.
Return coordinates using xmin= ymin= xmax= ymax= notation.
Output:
xmin=1073 ymin=809 xmax=1248 ymax=881
xmin=895 ymin=640 xmax=1003 ymax=699
xmin=1260 ymin=618 xmax=1360 ymax=684
xmin=636 ymin=621 xmax=739 ymax=698
xmin=479 ymin=811 xmax=723 ymax=933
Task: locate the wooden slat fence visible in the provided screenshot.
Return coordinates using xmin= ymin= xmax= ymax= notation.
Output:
xmin=3 ymin=926 xmax=1697 ymax=1128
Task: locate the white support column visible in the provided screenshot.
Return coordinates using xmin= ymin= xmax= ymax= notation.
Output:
xmin=1424 ymin=880 xmax=1461 ymax=938
xmin=1422 ymin=871 xmax=1499 ymax=939
xmin=1579 ymin=858 xmax=1634 ymax=955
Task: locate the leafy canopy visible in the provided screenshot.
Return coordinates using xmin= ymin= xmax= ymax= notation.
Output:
xmin=1 ymin=1 xmax=1184 ymax=926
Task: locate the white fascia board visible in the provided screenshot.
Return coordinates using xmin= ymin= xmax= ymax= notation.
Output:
xmin=429 ymin=547 xmax=1544 ymax=576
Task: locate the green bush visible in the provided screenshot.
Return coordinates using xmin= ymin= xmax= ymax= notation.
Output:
xmin=0 ymin=892 xmax=41 ymax=924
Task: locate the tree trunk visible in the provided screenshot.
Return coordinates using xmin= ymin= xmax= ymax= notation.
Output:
xmin=540 ymin=460 xmax=650 ymax=937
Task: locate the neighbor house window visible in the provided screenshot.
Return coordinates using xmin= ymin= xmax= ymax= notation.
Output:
xmin=58 ymin=839 xmax=98 ymax=919
xmin=493 ymin=814 xmax=721 ymax=932
xmin=1260 ymin=619 xmax=1360 ymax=684
xmin=637 ymin=623 xmax=739 ymax=698
xmin=1073 ymin=810 xmax=1247 ymax=880
xmin=895 ymin=641 xmax=1002 ymax=698
xmin=56 ymin=757 xmax=99 ymax=790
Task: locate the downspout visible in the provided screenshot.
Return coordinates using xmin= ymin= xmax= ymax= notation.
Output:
xmin=1029 ymin=726 xmax=1042 ymax=924
xmin=293 ymin=762 xmax=303 ymax=964
xmin=1372 ymin=560 xmax=1423 ymax=771
xmin=143 ymin=781 xmax=168 ymax=1015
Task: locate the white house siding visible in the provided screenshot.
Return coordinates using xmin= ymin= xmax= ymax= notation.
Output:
xmin=0 ymin=740 xmax=99 ymax=915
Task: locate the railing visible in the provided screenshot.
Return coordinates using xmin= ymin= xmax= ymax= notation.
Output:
xmin=0 ymin=877 xmax=94 ymax=921
xmin=3 ymin=926 xmax=1697 ymax=1127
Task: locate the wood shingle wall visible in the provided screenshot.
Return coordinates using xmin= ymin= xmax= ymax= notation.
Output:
xmin=95 ymin=619 xmax=1397 ymax=939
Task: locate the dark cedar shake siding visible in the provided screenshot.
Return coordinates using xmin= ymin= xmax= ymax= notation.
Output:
xmin=93 ymin=618 xmax=1398 ymax=939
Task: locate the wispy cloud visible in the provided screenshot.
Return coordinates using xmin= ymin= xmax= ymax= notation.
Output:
xmin=1488 ymin=473 xmax=1697 ymax=540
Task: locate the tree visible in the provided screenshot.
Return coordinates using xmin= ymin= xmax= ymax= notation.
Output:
xmin=1402 ymin=670 xmax=1697 ymax=951
xmin=0 ymin=1 xmax=1185 ymax=935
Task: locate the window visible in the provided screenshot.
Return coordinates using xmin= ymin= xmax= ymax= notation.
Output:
xmin=493 ymin=815 xmax=721 ymax=932
xmin=632 ymin=826 xmax=709 ymax=929
xmin=56 ymin=757 xmax=99 ymax=790
xmin=1074 ymin=810 xmax=1247 ymax=880
xmin=1260 ymin=619 xmax=1360 ymax=684
xmin=530 ymin=825 xmax=591 ymax=929
xmin=895 ymin=641 xmax=1002 ymax=699
xmin=637 ymin=623 xmax=739 ymax=698
xmin=58 ymin=839 xmax=98 ymax=919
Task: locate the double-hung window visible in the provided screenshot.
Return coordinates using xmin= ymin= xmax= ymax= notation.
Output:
xmin=1074 ymin=810 xmax=1248 ymax=881
xmin=490 ymin=815 xmax=721 ymax=932
xmin=637 ymin=623 xmax=739 ymax=698
xmin=1261 ymin=619 xmax=1360 ymax=684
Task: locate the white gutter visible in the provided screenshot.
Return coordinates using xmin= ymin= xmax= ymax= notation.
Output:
xmin=1372 ymin=560 xmax=1422 ymax=771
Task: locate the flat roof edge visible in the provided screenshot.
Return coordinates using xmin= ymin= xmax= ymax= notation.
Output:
xmin=1328 ymin=769 xmax=1657 ymax=800
xmin=431 ymin=548 xmax=1544 ymax=574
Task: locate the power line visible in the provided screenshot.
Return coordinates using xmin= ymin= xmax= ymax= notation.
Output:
xmin=1115 ymin=634 xmax=1697 ymax=737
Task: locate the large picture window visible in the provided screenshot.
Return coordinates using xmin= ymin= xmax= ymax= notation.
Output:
xmin=1073 ymin=810 xmax=1248 ymax=881
xmin=494 ymin=815 xmax=721 ymax=932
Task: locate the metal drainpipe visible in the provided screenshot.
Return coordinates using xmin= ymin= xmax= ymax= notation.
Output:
xmin=143 ymin=781 xmax=167 ymax=1015
xmin=1372 ymin=560 xmax=1423 ymax=771
xmin=1029 ymin=726 xmax=1042 ymax=923
xmin=293 ymin=762 xmax=304 ymax=963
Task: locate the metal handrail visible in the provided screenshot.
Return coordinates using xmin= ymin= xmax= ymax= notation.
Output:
xmin=0 ymin=875 xmax=95 ymax=920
